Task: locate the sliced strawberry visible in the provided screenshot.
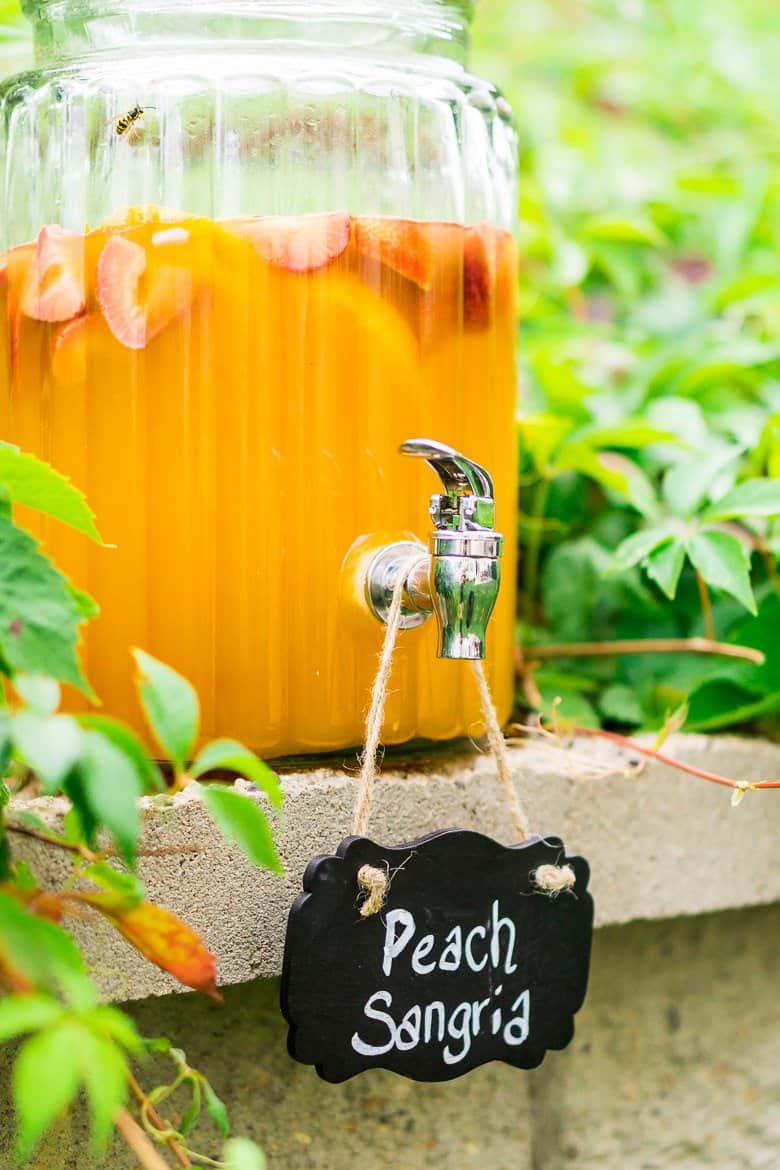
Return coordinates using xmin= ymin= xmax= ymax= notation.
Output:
xmin=463 ymin=224 xmax=496 ymax=329
xmin=226 ymin=212 xmax=350 ymax=273
xmin=97 ymin=235 xmax=193 ymax=350
xmin=352 ymin=216 xmax=435 ymax=290
xmin=51 ymin=314 xmax=92 ymax=388
xmin=20 ymin=226 xmax=85 ymax=322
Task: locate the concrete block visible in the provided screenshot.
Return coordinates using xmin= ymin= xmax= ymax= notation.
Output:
xmin=9 ymin=734 xmax=780 ymax=1000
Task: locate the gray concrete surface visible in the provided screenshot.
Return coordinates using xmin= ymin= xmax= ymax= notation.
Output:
xmin=3 ymin=903 xmax=777 ymax=1170
xmin=10 ymin=734 xmax=780 ymax=1001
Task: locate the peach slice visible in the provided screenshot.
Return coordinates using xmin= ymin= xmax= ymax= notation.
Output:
xmin=97 ymin=235 xmax=194 ymax=350
xmin=352 ymin=216 xmax=435 ymax=290
xmin=226 ymin=212 xmax=351 ymax=273
xmin=20 ymin=226 xmax=85 ymax=322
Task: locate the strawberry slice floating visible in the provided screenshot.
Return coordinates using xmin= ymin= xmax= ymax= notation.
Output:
xmin=463 ymin=224 xmax=496 ymax=329
xmin=20 ymin=226 xmax=85 ymax=323
xmin=352 ymin=216 xmax=436 ymax=290
xmin=227 ymin=212 xmax=351 ymax=273
xmin=97 ymin=235 xmax=194 ymax=350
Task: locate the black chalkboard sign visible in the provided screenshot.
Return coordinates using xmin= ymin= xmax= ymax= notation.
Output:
xmin=281 ymin=829 xmax=593 ymax=1083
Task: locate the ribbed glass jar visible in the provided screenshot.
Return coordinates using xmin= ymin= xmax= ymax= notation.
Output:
xmin=0 ymin=0 xmax=519 ymax=757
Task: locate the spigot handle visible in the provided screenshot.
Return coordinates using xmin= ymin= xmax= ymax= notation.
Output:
xmin=400 ymin=438 xmax=496 ymax=532
xmin=399 ymin=438 xmax=494 ymax=501
xmin=364 ymin=438 xmax=503 ymax=659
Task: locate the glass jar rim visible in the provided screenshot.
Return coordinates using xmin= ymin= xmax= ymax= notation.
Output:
xmin=22 ymin=0 xmax=475 ymax=21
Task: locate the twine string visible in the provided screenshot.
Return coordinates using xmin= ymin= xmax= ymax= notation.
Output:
xmin=352 ymin=561 xmax=575 ymax=915
xmin=470 ymin=659 xmax=531 ymax=843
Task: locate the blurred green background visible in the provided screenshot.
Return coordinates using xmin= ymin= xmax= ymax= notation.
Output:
xmin=2 ymin=0 xmax=780 ymax=735
xmin=472 ymin=0 xmax=780 ymax=734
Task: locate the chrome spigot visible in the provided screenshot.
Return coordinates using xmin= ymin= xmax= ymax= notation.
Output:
xmin=365 ymin=439 xmax=503 ymax=660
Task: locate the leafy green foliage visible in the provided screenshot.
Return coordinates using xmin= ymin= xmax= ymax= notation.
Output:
xmin=0 ymin=447 xmax=101 ymax=542
xmin=0 ymin=516 xmax=94 ymax=694
xmin=200 ymin=786 xmax=283 ymax=874
xmin=473 ymin=0 xmax=780 ymax=733
xmin=191 ymin=739 xmax=283 ymax=807
xmin=133 ymin=648 xmax=199 ymax=770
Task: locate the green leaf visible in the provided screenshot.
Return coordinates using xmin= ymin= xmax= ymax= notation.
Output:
xmin=541 ymin=539 xmax=604 ymax=642
xmin=685 ymin=682 xmax=780 ymax=733
xmin=84 ymin=862 xmax=145 ymax=910
xmin=0 ymin=995 xmax=63 ymax=1044
xmin=599 ymin=684 xmax=643 ymax=726
xmin=518 ymin=414 xmax=576 ymax=473
xmin=0 ymin=448 xmax=101 ymax=543
xmin=179 ymin=1077 xmax=202 ymax=1136
xmin=200 ymin=787 xmax=283 ymax=873
xmin=203 ymin=1078 xmax=230 ymax=1139
xmin=0 ymin=892 xmax=93 ymax=1007
xmin=0 ymin=516 xmax=92 ymax=693
xmin=78 ymin=714 xmax=165 ymax=794
xmin=577 ymin=421 xmax=676 ymax=449
xmin=11 ymin=712 xmax=83 ymax=792
xmin=133 ymin=649 xmax=199 ymax=770
xmin=13 ymin=1022 xmax=84 ymax=1159
xmin=191 ymin=740 xmax=282 ymax=808
xmin=583 ymin=214 xmax=667 ymax=246
xmin=612 ymin=526 xmax=676 ymax=572
xmin=12 ymin=674 xmax=60 ymax=716
xmin=224 ymin=1137 xmax=267 ymax=1170
xmin=662 ymin=447 xmax=742 ymax=518
xmin=79 ymin=731 xmax=143 ymax=861
xmin=68 ymin=585 xmax=100 ymax=621
xmin=645 ymin=539 xmax=686 ymax=599
xmin=86 ymin=1004 xmax=143 ymax=1055
xmin=81 ymin=1028 xmax=128 ymax=1153
xmin=686 ymin=530 xmax=756 ymax=614
xmin=703 ymin=479 xmax=780 ymax=522
xmin=654 ymin=703 xmax=690 ymax=749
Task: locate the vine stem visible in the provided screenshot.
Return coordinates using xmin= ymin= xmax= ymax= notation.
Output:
xmin=128 ymin=1072 xmax=192 ymax=1169
xmin=115 ymin=1109 xmax=172 ymax=1170
xmin=523 ymin=637 xmax=764 ymax=665
xmin=516 ymin=721 xmax=780 ymax=791
xmin=5 ymin=822 xmax=96 ymax=861
xmin=5 ymin=822 xmax=200 ymax=861
xmin=696 ymin=570 xmax=716 ymax=640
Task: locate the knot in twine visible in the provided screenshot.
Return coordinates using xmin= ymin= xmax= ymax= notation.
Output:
xmin=357 ymin=864 xmax=388 ymax=918
xmin=533 ymin=863 xmax=576 ymax=897
xmin=351 ymin=558 xmax=576 ymax=916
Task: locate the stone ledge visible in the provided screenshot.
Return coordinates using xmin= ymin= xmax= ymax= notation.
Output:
xmin=11 ymin=733 xmax=780 ymax=1001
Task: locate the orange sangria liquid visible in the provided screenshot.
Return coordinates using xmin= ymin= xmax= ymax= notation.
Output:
xmin=0 ymin=210 xmax=518 ymax=757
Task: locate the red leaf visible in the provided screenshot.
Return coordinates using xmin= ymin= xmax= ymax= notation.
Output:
xmin=81 ymin=896 xmax=220 ymax=1000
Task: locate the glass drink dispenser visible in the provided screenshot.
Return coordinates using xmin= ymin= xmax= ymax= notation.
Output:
xmin=0 ymin=0 xmax=518 ymax=757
